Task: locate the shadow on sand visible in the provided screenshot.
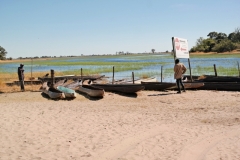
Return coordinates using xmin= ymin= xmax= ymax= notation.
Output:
xmin=147 ymin=90 xmax=176 ymax=96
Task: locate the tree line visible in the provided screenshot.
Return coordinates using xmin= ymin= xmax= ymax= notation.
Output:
xmin=190 ymin=27 xmax=240 ymax=53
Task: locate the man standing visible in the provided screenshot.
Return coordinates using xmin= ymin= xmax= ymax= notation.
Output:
xmin=18 ymin=64 xmax=25 ymax=91
xmin=174 ymin=59 xmax=187 ymax=94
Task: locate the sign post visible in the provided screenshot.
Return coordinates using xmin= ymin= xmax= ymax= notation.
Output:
xmin=172 ymin=37 xmax=192 ymax=82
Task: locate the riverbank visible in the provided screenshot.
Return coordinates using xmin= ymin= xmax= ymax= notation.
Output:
xmin=0 ymin=90 xmax=240 ymax=159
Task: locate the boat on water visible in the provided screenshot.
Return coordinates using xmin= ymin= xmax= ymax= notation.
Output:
xmin=91 ymin=84 xmax=145 ymax=93
xmin=78 ymin=85 xmax=105 ymax=98
xmin=57 ymin=86 xmax=77 ymax=98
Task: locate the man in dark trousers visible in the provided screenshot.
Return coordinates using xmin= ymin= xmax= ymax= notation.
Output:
xmin=18 ymin=64 xmax=25 ymax=91
xmin=174 ymin=59 xmax=187 ymax=94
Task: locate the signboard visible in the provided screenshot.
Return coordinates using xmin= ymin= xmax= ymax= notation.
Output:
xmin=172 ymin=37 xmax=189 ymax=59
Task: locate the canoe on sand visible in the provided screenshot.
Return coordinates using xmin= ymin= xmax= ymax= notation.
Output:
xmin=78 ymin=85 xmax=105 ymax=98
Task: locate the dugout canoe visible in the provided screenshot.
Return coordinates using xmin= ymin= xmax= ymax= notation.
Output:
xmin=141 ymin=82 xmax=204 ymax=91
xmin=91 ymin=84 xmax=145 ymax=93
xmin=78 ymin=85 xmax=105 ymax=98
xmin=57 ymin=86 xmax=77 ymax=98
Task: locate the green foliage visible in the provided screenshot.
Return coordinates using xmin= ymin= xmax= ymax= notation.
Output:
xmin=207 ymin=31 xmax=218 ymax=39
xmin=0 ymin=46 xmax=7 ymax=60
xmin=190 ymin=38 xmax=215 ymax=52
xmin=190 ymin=27 xmax=240 ymax=53
xmin=212 ymin=39 xmax=237 ymax=52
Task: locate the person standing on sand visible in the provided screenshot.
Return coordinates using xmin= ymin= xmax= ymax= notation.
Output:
xmin=17 ymin=64 xmax=25 ymax=91
xmin=174 ymin=59 xmax=186 ymax=94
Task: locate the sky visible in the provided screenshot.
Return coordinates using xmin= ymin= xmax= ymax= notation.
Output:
xmin=1 ymin=0 xmax=240 ymax=58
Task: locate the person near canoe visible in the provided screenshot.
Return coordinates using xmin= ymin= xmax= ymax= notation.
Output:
xmin=17 ymin=63 xmax=25 ymax=91
xmin=174 ymin=59 xmax=186 ymax=94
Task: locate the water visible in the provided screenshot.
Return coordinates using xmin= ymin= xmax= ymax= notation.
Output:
xmin=1 ymin=54 xmax=239 ymax=82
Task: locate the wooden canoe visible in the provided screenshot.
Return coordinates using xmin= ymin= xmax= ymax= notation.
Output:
xmin=125 ymin=77 xmax=157 ymax=84
xmin=185 ymin=75 xmax=240 ymax=82
xmin=63 ymin=80 xmax=81 ymax=89
xmin=141 ymin=82 xmax=176 ymax=91
xmin=48 ymin=87 xmax=65 ymax=99
xmin=78 ymin=85 xmax=105 ymax=97
xmin=57 ymin=86 xmax=77 ymax=98
xmin=196 ymin=82 xmax=240 ymax=91
xmin=141 ymin=82 xmax=204 ymax=91
xmin=91 ymin=84 xmax=145 ymax=93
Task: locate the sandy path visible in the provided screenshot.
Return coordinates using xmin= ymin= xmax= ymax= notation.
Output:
xmin=0 ymin=90 xmax=240 ymax=160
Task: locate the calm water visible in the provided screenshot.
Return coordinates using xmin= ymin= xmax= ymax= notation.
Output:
xmin=1 ymin=54 xmax=240 ymax=82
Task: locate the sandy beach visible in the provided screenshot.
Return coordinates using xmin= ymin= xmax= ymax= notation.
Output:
xmin=0 ymin=90 xmax=240 ymax=160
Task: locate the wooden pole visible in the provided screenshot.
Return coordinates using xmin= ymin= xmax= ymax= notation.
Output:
xmin=81 ymin=68 xmax=83 ymax=84
xmin=172 ymin=37 xmax=176 ymax=60
xmin=112 ymin=66 xmax=115 ymax=84
xmin=51 ymin=69 xmax=55 ymax=88
xmin=213 ymin=64 xmax=217 ymax=77
xmin=238 ymin=61 xmax=240 ymax=77
xmin=161 ymin=66 xmax=163 ymax=83
xmin=132 ymin=72 xmax=135 ymax=84
xmin=188 ymin=58 xmax=193 ymax=82
xmin=31 ymin=58 xmax=33 ymax=90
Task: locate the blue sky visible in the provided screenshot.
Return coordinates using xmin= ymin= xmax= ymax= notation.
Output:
xmin=1 ymin=0 xmax=240 ymax=58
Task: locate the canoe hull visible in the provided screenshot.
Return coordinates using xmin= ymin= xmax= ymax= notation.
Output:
xmin=78 ymin=85 xmax=105 ymax=97
xmin=57 ymin=86 xmax=77 ymax=98
xmin=92 ymin=84 xmax=145 ymax=93
xmin=141 ymin=82 xmax=204 ymax=91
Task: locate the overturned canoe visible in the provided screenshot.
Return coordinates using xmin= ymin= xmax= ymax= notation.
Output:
xmin=91 ymin=84 xmax=145 ymax=93
xmin=78 ymin=85 xmax=105 ymax=97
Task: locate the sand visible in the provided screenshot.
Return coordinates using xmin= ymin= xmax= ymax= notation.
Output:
xmin=0 ymin=90 xmax=240 ymax=160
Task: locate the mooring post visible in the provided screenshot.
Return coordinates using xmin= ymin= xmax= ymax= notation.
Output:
xmin=188 ymin=58 xmax=193 ymax=82
xmin=161 ymin=66 xmax=163 ymax=83
xmin=81 ymin=68 xmax=83 ymax=84
xmin=31 ymin=58 xmax=33 ymax=90
xmin=51 ymin=69 xmax=55 ymax=88
xmin=112 ymin=66 xmax=115 ymax=84
xmin=238 ymin=61 xmax=240 ymax=77
xmin=214 ymin=64 xmax=217 ymax=77
xmin=132 ymin=72 xmax=135 ymax=84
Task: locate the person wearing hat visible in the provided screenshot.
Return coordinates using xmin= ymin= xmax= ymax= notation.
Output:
xmin=18 ymin=64 xmax=25 ymax=91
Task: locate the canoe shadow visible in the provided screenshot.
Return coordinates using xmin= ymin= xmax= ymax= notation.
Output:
xmin=147 ymin=91 xmax=176 ymax=96
xmin=110 ymin=91 xmax=138 ymax=98
xmin=75 ymin=90 xmax=104 ymax=101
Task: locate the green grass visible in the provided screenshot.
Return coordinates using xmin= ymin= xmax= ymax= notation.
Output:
xmin=190 ymin=53 xmax=240 ymax=59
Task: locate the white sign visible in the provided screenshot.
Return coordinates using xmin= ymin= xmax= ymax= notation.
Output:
xmin=172 ymin=37 xmax=189 ymax=59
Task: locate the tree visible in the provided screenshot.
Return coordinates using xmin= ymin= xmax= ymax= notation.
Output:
xmin=0 ymin=46 xmax=7 ymax=60
xmin=231 ymin=27 xmax=240 ymax=43
xmin=151 ymin=49 xmax=155 ymax=53
xmin=207 ymin=32 xmax=218 ymax=39
xmin=215 ymin=32 xmax=227 ymax=43
xmin=212 ymin=39 xmax=237 ymax=52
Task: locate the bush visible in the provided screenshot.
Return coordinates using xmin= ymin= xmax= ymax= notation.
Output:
xmin=212 ymin=39 xmax=237 ymax=52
